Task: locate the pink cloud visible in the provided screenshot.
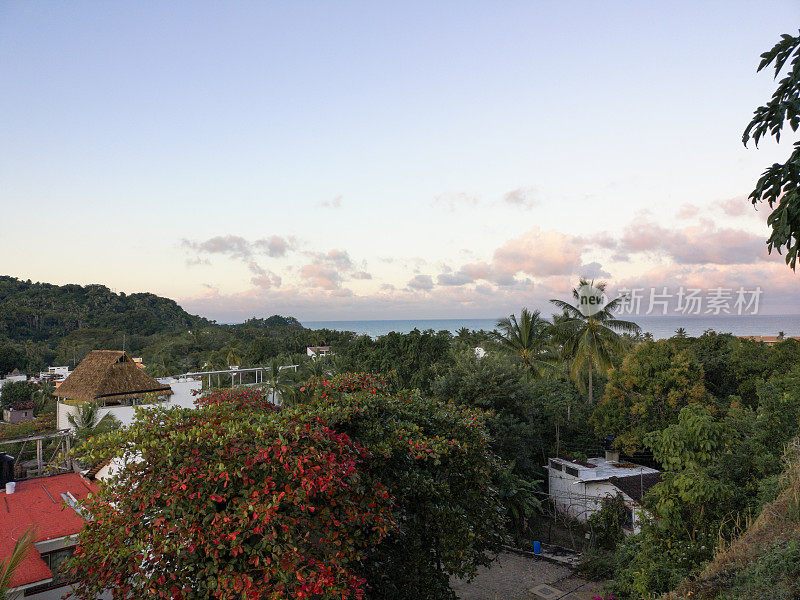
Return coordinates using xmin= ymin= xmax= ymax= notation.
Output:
xmin=620 ymin=219 xmax=767 ymax=264
xmin=492 ymin=228 xmax=584 ymax=278
xmin=676 ymin=204 xmax=700 ymax=219
xmin=715 ymin=196 xmax=753 ymax=217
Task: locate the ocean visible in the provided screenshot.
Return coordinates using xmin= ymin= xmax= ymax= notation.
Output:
xmin=303 ymin=314 xmax=800 ymax=340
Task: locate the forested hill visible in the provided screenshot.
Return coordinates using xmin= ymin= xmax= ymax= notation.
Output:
xmin=0 ymin=276 xmax=306 ymax=375
xmin=0 ymin=276 xmax=213 ymax=341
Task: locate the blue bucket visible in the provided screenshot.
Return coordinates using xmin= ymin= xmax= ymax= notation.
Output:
xmin=533 ymin=540 xmax=541 ymax=554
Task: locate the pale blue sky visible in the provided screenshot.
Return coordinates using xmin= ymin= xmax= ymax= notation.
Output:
xmin=2 ymin=2 xmax=799 ymax=320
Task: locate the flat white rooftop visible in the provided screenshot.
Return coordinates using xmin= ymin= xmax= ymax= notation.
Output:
xmin=548 ymin=456 xmax=659 ymax=482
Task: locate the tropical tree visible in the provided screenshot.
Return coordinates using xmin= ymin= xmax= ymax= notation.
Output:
xmin=295 ymin=373 xmax=506 ymax=600
xmin=0 ymin=528 xmax=35 ymax=600
xmin=0 ymin=381 xmax=35 ymax=410
xmin=743 ymin=31 xmax=800 ymax=269
xmin=591 ymin=339 xmax=712 ymax=453
xmin=67 ymin=402 xmax=121 ymax=445
xmin=550 ymin=279 xmax=640 ymax=402
xmin=262 ymin=358 xmax=295 ymax=406
xmin=222 ymin=342 xmax=243 ymax=367
xmin=494 ymin=308 xmax=555 ymax=375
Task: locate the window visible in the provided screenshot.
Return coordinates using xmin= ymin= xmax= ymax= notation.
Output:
xmin=624 ymin=506 xmax=635 ymax=530
xmin=564 ymin=466 xmax=580 ymax=477
xmin=549 ymin=459 xmax=562 ymax=471
xmin=24 ymin=547 xmax=75 ymax=596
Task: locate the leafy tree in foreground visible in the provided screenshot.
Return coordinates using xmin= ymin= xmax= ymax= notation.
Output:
xmin=69 ymin=397 xmax=393 ymax=600
xmin=0 ymin=380 xmax=36 ymax=410
xmin=744 ymin=30 xmax=800 ymax=268
xmin=295 ymin=373 xmax=506 ymax=600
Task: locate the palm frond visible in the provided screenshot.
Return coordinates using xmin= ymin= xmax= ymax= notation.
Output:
xmin=0 ymin=528 xmax=35 ymax=595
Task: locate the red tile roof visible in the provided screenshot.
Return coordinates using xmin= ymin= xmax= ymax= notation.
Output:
xmin=0 ymin=473 xmax=97 ymax=588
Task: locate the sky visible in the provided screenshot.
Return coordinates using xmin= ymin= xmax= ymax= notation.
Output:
xmin=2 ymin=2 xmax=800 ymax=322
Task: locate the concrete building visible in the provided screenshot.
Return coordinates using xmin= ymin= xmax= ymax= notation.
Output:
xmin=0 ymin=473 xmax=98 ymax=600
xmin=547 ymin=453 xmax=660 ymax=535
xmin=2 ymin=401 xmax=35 ymax=424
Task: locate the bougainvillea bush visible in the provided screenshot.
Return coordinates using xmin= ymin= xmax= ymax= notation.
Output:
xmin=69 ymin=402 xmax=392 ymax=600
xmin=294 ymin=374 xmax=507 ymax=600
xmin=194 ymin=386 xmax=280 ymax=413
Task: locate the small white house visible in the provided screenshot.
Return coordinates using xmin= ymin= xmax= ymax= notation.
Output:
xmin=306 ymin=346 xmax=332 ymax=360
xmin=547 ymin=453 xmax=660 ymax=535
xmin=0 ymin=369 xmax=28 ymax=390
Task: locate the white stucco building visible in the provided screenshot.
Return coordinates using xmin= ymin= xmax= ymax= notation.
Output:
xmin=54 ymin=351 xmax=202 ymax=431
xmin=57 ymin=377 xmax=201 ymax=430
xmin=547 ymin=453 xmax=661 ymax=534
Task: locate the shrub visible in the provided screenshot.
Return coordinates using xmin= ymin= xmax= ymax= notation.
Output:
xmin=69 ymin=405 xmax=392 ymax=600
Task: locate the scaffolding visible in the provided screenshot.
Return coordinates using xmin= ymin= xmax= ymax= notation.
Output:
xmin=0 ymin=430 xmax=72 ymax=480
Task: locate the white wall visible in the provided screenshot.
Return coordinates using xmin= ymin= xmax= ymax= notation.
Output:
xmin=548 ymin=470 xmax=647 ymax=534
xmin=57 ymin=379 xmax=202 ymax=430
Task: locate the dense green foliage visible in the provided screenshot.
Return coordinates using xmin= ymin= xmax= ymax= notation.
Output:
xmin=291 ymin=374 xmax=506 ymax=599
xmin=605 ymin=335 xmax=800 ymax=599
xmin=0 ymin=380 xmax=37 ymax=410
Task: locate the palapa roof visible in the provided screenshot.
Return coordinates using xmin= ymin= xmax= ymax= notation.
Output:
xmin=54 ymin=350 xmax=172 ymax=403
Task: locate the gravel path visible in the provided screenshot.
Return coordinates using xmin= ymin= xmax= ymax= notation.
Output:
xmin=451 ymin=552 xmax=606 ymax=600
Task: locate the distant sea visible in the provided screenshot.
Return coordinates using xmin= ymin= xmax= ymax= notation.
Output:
xmin=304 ymin=315 xmax=800 ymax=340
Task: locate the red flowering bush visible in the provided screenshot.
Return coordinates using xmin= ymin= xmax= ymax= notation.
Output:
xmin=69 ymin=406 xmax=392 ymax=600
xmin=301 ymin=373 xmax=390 ymax=396
xmin=195 ymin=387 xmax=280 ymax=413
xmin=293 ymin=373 xmax=506 ymax=600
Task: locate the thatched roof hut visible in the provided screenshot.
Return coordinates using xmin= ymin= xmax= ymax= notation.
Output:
xmin=54 ymin=350 xmax=173 ymax=405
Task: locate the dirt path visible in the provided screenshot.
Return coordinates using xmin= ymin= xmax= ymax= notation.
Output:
xmin=451 ymin=552 xmax=606 ymax=600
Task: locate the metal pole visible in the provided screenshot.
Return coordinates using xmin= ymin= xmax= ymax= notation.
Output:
xmin=36 ymin=439 xmax=43 ymax=476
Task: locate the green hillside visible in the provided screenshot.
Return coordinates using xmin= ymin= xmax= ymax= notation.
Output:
xmin=0 ymin=276 xmax=311 ymax=376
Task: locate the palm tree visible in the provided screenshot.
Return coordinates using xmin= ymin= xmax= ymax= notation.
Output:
xmin=263 ymin=359 xmax=295 ymax=407
xmin=223 ymin=343 xmax=243 ymax=368
xmin=302 ymin=356 xmax=335 ymax=379
xmin=494 ymin=308 xmax=556 ymax=375
xmin=67 ymin=402 xmax=121 ymax=445
xmin=674 ymin=327 xmax=687 ymax=338
xmin=550 ymin=279 xmax=640 ymax=402
xmin=455 ymin=327 xmax=472 ymax=343
xmin=0 ymin=528 xmax=35 ymax=599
